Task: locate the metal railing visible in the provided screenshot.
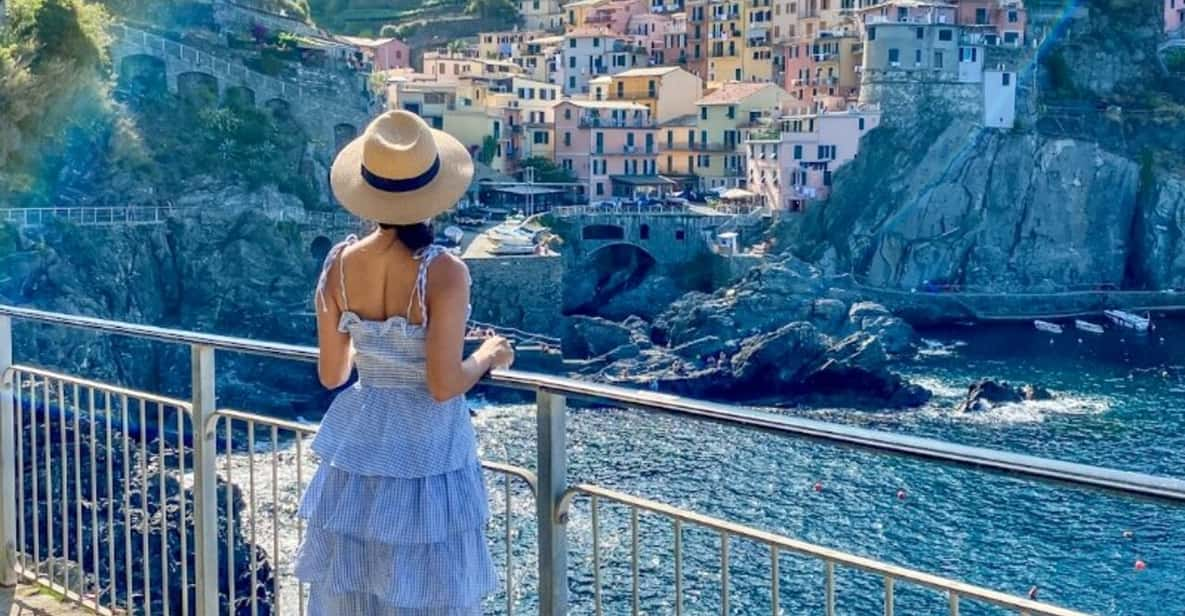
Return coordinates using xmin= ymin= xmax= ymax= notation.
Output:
xmin=0 ymin=206 xmax=181 ymax=228
xmin=3 ymin=304 xmax=1185 ymax=616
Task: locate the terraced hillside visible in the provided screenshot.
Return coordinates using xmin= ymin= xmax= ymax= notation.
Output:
xmin=308 ymin=0 xmax=517 ymax=40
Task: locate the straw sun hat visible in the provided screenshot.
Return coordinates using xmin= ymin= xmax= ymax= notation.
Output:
xmin=330 ymin=110 xmax=474 ymax=224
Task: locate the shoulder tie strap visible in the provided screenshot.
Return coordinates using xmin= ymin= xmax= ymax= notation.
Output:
xmin=315 ymin=235 xmax=358 ymax=314
xmin=406 ymin=245 xmax=445 ymax=326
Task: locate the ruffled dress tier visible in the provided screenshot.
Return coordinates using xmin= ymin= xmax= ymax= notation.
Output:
xmin=295 ymin=242 xmax=495 ymax=615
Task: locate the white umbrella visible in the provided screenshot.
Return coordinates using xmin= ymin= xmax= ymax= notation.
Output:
xmin=720 ymin=188 xmax=755 ymax=200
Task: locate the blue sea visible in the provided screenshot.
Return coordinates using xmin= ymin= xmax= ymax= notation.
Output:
xmin=472 ymin=321 xmax=1185 ymax=615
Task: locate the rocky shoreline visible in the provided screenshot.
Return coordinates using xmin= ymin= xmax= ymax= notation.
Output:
xmin=565 ymin=257 xmax=931 ymax=409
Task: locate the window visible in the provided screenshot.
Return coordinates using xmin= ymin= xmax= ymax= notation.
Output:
xmin=561 ymin=158 xmax=572 ymax=170
xmin=616 ymin=81 xmax=624 ymax=97
xmin=648 ymin=79 xmax=656 ymax=97
xmin=700 ymin=107 xmax=708 ymax=120
xmin=564 ymin=108 xmax=572 ymax=120
xmin=569 ymin=38 xmax=576 ymax=48
xmin=888 ymin=48 xmax=900 ymax=65
xmin=563 ymin=131 xmax=571 ymax=146
xmin=568 ymin=76 xmax=576 ymax=88
xmin=1002 ymin=72 xmax=1011 ymax=86
xmin=533 ymin=131 xmax=549 ymax=144
xmin=867 ymin=26 xmax=876 ymax=40
xmin=666 ymin=130 xmax=673 ymax=147
xmin=568 ymin=56 xmax=576 ymax=68
xmin=915 ymin=49 xmax=922 ymax=65
xmin=595 ymin=132 xmax=604 ymax=153
xmin=858 ymin=118 xmax=865 ymax=130
xmin=627 ymin=132 xmax=635 ymax=146
xmin=793 ymin=144 xmax=802 ymax=159
xmin=593 ymin=37 xmax=600 ymax=47
xmin=916 ymin=27 xmax=924 ymax=39
xmin=645 ymin=133 xmax=654 ymax=153
xmin=1004 ymin=31 xmax=1019 ymax=45
xmin=596 ymin=182 xmax=604 ymax=195
xmin=1008 ymin=10 xmax=1019 ymax=23
xmin=688 ymin=155 xmax=694 ymax=170
xmin=975 ymin=8 xmax=988 ymax=24
xmin=640 ymin=224 xmax=650 ymax=240
xmin=938 ymin=29 xmax=952 ymax=41
xmin=727 ymin=106 xmax=735 ymax=119
xmin=934 ymin=50 xmax=944 ymax=68
xmin=675 ymin=229 xmax=686 ymax=240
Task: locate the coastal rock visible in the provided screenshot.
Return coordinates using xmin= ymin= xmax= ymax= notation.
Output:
xmin=565 ymin=315 xmax=639 ymax=357
xmin=956 ymin=379 xmax=1054 ymax=413
xmin=1133 ymin=174 xmax=1185 ymax=290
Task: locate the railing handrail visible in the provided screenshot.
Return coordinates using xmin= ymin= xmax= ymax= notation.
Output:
xmin=3 ymin=303 xmax=1185 ymax=506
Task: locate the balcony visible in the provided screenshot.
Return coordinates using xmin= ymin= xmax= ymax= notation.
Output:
xmin=1 ymin=305 xmax=1178 ymax=615
xmin=578 ymin=116 xmax=657 ymax=128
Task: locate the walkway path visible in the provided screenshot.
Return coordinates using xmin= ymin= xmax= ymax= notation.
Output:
xmin=0 ymin=206 xmax=359 ymax=231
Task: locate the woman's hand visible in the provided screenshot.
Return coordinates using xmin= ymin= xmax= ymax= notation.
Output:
xmin=478 ymin=335 xmax=515 ymax=370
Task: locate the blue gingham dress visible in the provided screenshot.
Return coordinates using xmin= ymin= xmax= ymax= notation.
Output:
xmin=295 ymin=237 xmax=496 ymax=615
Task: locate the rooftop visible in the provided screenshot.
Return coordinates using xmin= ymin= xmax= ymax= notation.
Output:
xmin=337 ymin=35 xmax=398 ymax=47
xmin=697 ymin=81 xmax=781 ymax=105
xmin=660 ymin=113 xmax=698 ymax=126
xmin=615 ymin=65 xmax=685 ymax=77
xmin=556 ymin=99 xmax=649 ymax=110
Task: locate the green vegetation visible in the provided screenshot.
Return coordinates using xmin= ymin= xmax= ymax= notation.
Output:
xmin=520 ymin=156 xmax=577 ymax=184
xmin=0 ymin=0 xmax=112 ymax=198
xmin=1166 ymin=49 xmax=1185 ymax=75
xmin=464 ymin=0 xmax=518 ymax=23
xmin=478 ymin=135 xmax=497 ymax=165
xmin=1040 ymin=48 xmax=1075 ymax=98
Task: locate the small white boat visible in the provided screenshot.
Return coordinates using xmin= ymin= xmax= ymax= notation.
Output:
xmin=1104 ymin=310 xmax=1151 ymax=332
xmin=1034 ymin=320 xmax=1063 ymax=334
xmin=1074 ymin=319 xmax=1104 ymax=334
xmin=488 ymin=234 xmax=536 ymax=255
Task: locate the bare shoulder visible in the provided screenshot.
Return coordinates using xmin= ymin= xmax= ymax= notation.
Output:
xmin=427 ymin=252 xmax=470 ymax=288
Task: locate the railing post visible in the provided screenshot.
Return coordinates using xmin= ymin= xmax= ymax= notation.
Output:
xmin=535 ymin=390 xmax=568 ymax=615
xmin=0 ymin=315 xmax=17 ymax=586
xmin=191 ymin=345 xmax=219 ymax=615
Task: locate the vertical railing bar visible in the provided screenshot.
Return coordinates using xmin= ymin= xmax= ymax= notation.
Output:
xmin=2 ymin=343 xmax=21 ymax=585
xmin=631 ymin=507 xmax=640 ymax=615
xmin=770 ymin=545 xmax=779 ymax=616
xmin=88 ymin=387 xmax=99 ymax=609
xmin=13 ymin=369 xmax=25 ymax=577
xmin=178 ymin=403 xmax=189 ymax=616
xmin=295 ymin=433 xmax=305 ymax=616
xmin=884 ymin=575 xmax=894 ymax=616
xmin=591 ymin=495 xmax=602 ymax=616
xmin=72 ymin=383 xmax=83 ymax=604
xmin=535 ymin=390 xmax=568 ymax=616
xmin=191 ymin=344 xmax=218 ymax=616
xmin=720 ymin=532 xmax=730 ymax=616
xmin=58 ymin=381 xmax=68 ymax=592
xmin=249 ymin=420 xmax=258 ymax=616
xmin=270 ymin=425 xmax=280 ymax=616
xmin=949 ymin=591 xmax=960 ymax=616
xmin=225 ymin=418 xmax=236 ymax=614
xmin=121 ymin=394 xmax=133 ymax=611
xmin=674 ymin=518 xmax=683 ymax=616
xmin=504 ymin=471 xmax=514 ymax=616
xmin=43 ymin=378 xmax=55 ymax=585
xmin=30 ymin=377 xmax=40 ymax=578
xmin=104 ymin=391 xmax=115 ymax=607
xmin=824 ymin=561 xmax=835 ymax=616
xmin=139 ymin=398 xmax=151 ymax=616
xmin=159 ymin=403 xmax=171 ymax=616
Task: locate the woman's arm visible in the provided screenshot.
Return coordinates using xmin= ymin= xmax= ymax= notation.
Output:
xmin=315 ymin=256 xmax=354 ymax=389
xmin=424 ymin=255 xmax=512 ymax=401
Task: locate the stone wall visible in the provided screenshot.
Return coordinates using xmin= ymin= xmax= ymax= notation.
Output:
xmin=712 ymin=253 xmax=764 ymax=287
xmin=466 ymin=253 xmax=565 ymax=336
xmin=859 ymin=70 xmax=983 ymax=125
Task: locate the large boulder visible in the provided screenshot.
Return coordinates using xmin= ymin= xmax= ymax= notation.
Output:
xmin=956 ymin=379 xmax=1054 ymax=413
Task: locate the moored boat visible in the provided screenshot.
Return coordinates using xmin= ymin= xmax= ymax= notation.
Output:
xmin=1074 ymin=319 xmax=1104 ymax=334
xmin=1034 ymin=320 xmax=1063 ymax=334
xmin=1103 ymin=310 xmax=1151 ymax=332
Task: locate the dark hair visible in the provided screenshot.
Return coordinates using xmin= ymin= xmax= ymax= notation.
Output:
xmin=379 ymin=221 xmax=434 ymax=252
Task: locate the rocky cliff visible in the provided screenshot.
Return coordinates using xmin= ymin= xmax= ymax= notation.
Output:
xmin=785 ymin=0 xmax=1185 ymax=293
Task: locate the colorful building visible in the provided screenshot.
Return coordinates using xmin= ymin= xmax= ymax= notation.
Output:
xmin=664 ymin=81 xmax=789 ymax=190
xmin=1168 ymin=0 xmax=1184 ymax=33
xmin=745 ymin=105 xmax=880 ymax=211
xmin=338 ymin=36 xmax=411 ymax=71
xmin=387 ymin=78 xmax=460 ymax=129
xmin=422 ymin=51 xmax=524 ymax=84
xmin=557 ymin=28 xmax=649 ymax=94
xmin=588 ymin=66 xmax=704 ymax=122
xmin=520 ymin=0 xmax=567 ymax=31
xmin=478 ymin=30 xmax=550 ymax=60
xmin=857 ymin=2 xmax=973 ymax=82
xmin=782 ymin=26 xmax=862 ymax=114
xmin=567 ymin=0 xmax=649 ymax=33
xmin=552 ymin=100 xmax=664 ymax=199
xmin=956 ymin=0 xmax=1026 ymax=46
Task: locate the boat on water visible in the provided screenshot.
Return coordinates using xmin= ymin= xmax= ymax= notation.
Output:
xmin=1074 ymin=319 xmax=1104 ymax=334
xmin=1034 ymin=320 xmax=1063 ymax=334
xmin=1103 ymin=309 xmax=1151 ymax=332
xmin=488 ymin=236 xmax=536 ymax=255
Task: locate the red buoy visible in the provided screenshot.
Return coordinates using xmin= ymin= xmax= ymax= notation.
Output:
xmin=896 ymin=489 xmax=907 ymax=500
xmin=1135 ymin=559 xmax=1147 ymax=571
xmin=813 ymin=481 xmax=824 ymax=493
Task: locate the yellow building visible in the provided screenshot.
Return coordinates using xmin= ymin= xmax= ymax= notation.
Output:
xmin=587 ymin=66 xmax=704 ymax=122
xmin=565 ymin=0 xmax=610 ymax=29
xmin=701 ymin=0 xmax=775 ymax=86
xmin=660 ymin=81 xmax=789 ymax=189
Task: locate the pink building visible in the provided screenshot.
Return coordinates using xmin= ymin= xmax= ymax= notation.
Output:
xmin=1169 ymin=0 xmax=1185 ymax=33
xmin=339 ymin=36 xmax=411 ymax=71
xmin=627 ymin=12 xmax=675 ymax=61
xmin=656 ymin=12 xmax=689 ymax=65
xmin=552 ymin=100 xmax=662 ymax=200
xmin=581 ymin=0 xmax=649 ymax=34
xmin=746 ymin=106 xmax=880 ymax=211
xmin=956 ymin=0 xmax=1026 ymax=46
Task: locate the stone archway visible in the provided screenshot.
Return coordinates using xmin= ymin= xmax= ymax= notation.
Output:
xmin=223 ymin=85 xmax=256 ymax=109
xmin=310 ymin=235 xmax=332 ymax=264
xmin=566 ymin=242 xmax=660 ymax=318
xmin=117 ymin=54 xmax=167 ymax=97
xmin=177 ymin=71 xmax=219 ymax=107
xmin=334 ymin=123 xmax=358 ymax=152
